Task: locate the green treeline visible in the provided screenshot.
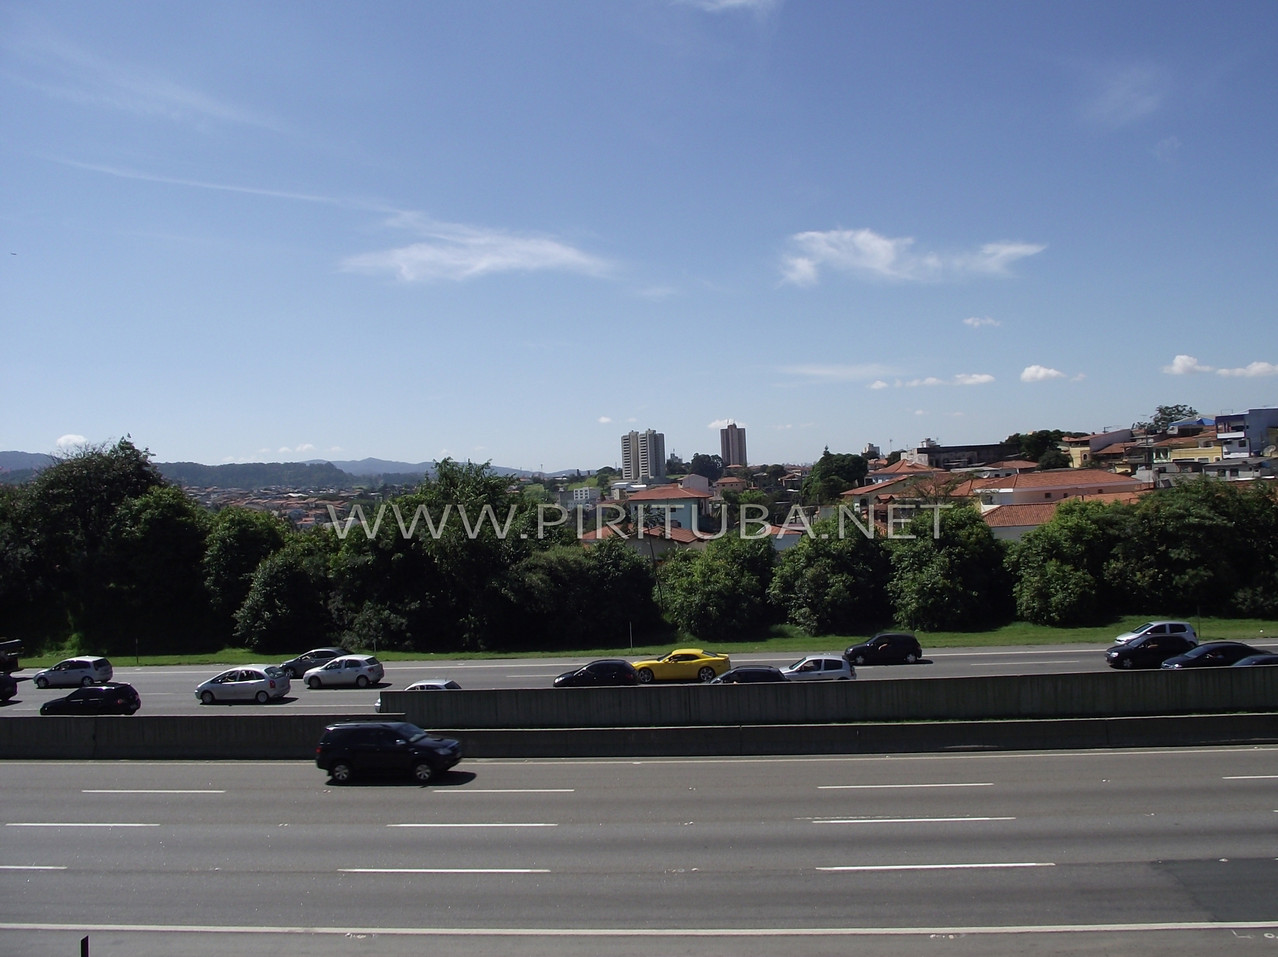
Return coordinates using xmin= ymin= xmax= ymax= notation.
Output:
xmin=1 ymin=440 xmax=1276 ymax=657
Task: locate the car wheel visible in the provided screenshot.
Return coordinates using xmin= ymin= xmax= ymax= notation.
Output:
xmin=329 ymin=761 xmax=353 ymax=784
xmin=200 ymin=690 xmax=215 ymax=705
xmin=282 ymin=667 xmax=296 ymax=678
xmin=904 ymin=652 xmax=918 ymax=664
xmin=307 ymin=677 xmax=322 ymax=689
xmin=255 ymin=690 xmax=269 ymax=704
xmin=637 ymin=668 xmax=654 ymax=684
xmin=1121 ymin=658 xmax=1135 ymax=669
xmin=854 ymin=655 xmax=867 ymax=666
xmin=81 ymin=676 xmax=93 ymax=686
xmin=355 ymin=675 xmax=370 ymax=688
xmin=698 ymin=666 xmax=717 ymax=683
xmin=412 ymin=761 xmax=436 ymax=784
xmin=35 ymin=676 xmax=49 ymax=689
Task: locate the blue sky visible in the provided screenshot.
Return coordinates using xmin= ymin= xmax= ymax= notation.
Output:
xmin=3 ymin=0 xmax=1276 ymax=471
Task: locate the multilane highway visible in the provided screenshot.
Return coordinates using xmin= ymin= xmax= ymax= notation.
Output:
xmin=0 ymin=644 xmax=1119 ymax=716
xmin=2 ymin=747 xmax=1276 ymax=956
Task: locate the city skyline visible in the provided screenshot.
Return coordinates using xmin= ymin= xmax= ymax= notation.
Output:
xmin=4 ymin=2 xmax=1278 ymax=470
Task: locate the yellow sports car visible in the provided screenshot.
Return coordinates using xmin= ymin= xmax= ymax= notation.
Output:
xmin=630 ymin=648 xmax=732 ymax=684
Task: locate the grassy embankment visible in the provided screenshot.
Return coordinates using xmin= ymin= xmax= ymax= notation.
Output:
xmin=18 ymin=616 xmax=1278 ymax=668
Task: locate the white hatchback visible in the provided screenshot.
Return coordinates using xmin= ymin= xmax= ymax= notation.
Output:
xmin=195 ymin=666 xmax=291 ymax=705
xmin=781 ymin=655 xmax=855 ymax=681
xmin=303 ymin=654 xmax=384 ymax=689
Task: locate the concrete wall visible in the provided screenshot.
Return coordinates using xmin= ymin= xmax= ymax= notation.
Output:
xmin=380 ymin=667 xmax=1278 ymax=729
xmin=2 ymin=668 xmax=1278 ymax=761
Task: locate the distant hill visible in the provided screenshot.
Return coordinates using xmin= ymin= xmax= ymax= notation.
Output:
xmin=158 ymin=461 xmax=369 ymax=489
xmin=0 ymin=450 xmax=582 ymax=488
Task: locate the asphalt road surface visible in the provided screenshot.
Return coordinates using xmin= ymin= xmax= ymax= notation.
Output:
xmin=2 ymin=746 xmax=1277 ymax=956
xmin=0 ymin=644 xmax=1121 ymax=716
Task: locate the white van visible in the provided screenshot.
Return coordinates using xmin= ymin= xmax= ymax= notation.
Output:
xmin=1111 ymin=621 xmax=1197 ymax=645
xmin=32 ymin=657 xmax=114 ymax=688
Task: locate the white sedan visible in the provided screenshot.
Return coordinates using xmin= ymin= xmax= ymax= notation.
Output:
xmin=781 ymin=655 xmax=855 ymax=681
xmin=375 ymin=678 xmax=462 ymax=713
xmin=303 ymin=654 xmax=385 ymax=689
xmin=195 ymin=666 xmax=291 ymax=704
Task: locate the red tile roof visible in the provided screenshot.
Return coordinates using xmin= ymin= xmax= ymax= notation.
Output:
xmin=982 ymin=502 xmax=1061 ymax=527
xmin=626 ymin=485 xmax=712 ymax=501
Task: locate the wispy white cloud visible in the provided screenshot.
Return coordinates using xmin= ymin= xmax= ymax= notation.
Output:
xmin=779 ymin=363 xmax=898 ymax=382
xmin=964 ymin=316 xmax=1000 ymax=329
xmin=781 ymin=227 xmax=1044 ymax=285
xmin=343 ymin=214 xmax=614 ymax=283
xmin=1021 ymin=365 xmax=1067 ymax=382
xmin=1082 ymin=62 xmax=1170 ymax=128
xmin=678 ymin=0 xmax=780 ymax=13
xmin=876 ymin=373 xmax=995 ymax=389
xmin=1163 ymin=354 xmax=1214 ymax=375
xmin=1218 ymin=361 xmax=1278 ymax=378
xmin=597 ymin=416 xmax=613 ymax=424
xmin=5 ymin=24 xmax=279 ymax=130
xmin=1153 ymin=136 xmax=1182 ymax=164
xmin=56 ymin=433 xmax=87 ymax=449
xmin=707 ymin=418 xmax=745 ymax=429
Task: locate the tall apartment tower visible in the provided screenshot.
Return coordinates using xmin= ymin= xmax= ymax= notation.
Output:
xmin=720 ymin=423 xmax=748 ymax=468
xmin=621 ymin=429 xmax=666 ymax=481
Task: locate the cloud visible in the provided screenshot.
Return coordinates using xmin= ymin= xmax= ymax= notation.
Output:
xmin=875 ymin=374 xmax=995 ymax=389
xmin=342 ymin=214 xmax=614 ymax=283
xmin=6 ymin=24 xmax=279 ymax=130
xmin=1020 ymin=365 xmax=1067 ymax=382
xmin=597 ymin=416 xmax=613 ymax=424
xmin=708 ymin=418 xmax=745 ymax=429
xmin=1082 ymin=62 xmax=1170 ymax=128
xmin=780 ymin=363 xmax=898 ymax=382
xmin=679 ymin=0 xmax=780 ymax=13
xmin=56 ymin=434 xmax=87 ymax=449
xmin=1162 ymin=354 xmax=1214 ymax=375
xmin=964 ymin=316 xmax=1000 ymax=329
xmin=1218 ymin=361 xmax=1278 ymax=378
xmin=781 ymin=227 xmax=1043 ymax=285
xmin=1153 ymin=136 xmax=1181 ymax=164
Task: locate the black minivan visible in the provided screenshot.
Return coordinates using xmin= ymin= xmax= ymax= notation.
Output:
xmin=315 ymin=721 xmax=461 ymax=784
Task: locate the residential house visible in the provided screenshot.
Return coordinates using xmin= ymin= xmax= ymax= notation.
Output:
xmin=1060 ymin=429 xmax=1133 ymax=469
xmin=1216 ymin=407 xmax=1278 ymax=459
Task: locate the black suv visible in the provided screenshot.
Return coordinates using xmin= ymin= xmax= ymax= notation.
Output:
xmin=39 ymin=682 xmax=141 ymax=715
xmin=315 ymin=721 xmax=462 ymax=784
xmin=844 ymin=632 xmax=923 ymax=665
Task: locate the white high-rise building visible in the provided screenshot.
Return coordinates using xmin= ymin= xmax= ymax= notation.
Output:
xmin=621 ymin=429 xmax=666 ymax=481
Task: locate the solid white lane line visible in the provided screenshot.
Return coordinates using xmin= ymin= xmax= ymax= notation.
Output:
xmin=6 ymin=920 xmax=1278 ymax=937
xmin=443 ymin=789 xmax=574 ymax=794
xmin=82 ymin=789 xmax=224 ymax=794
xmin=340 ymin=868 xmax=550 ymax=874
xmin=0 ymin=865 xmax=67 ymax=871
xmin=818 ymin=862 xmax=1054 ymax=872
xmin=818 ymin=783 xmax=992 ymax=790
xmin=387 ymin=823 xmax=557 ymax=828
xmin=6 ymin=823 xmax=159 ymax=828
xmin=810 ymin=817 xmax=1015 ymax=825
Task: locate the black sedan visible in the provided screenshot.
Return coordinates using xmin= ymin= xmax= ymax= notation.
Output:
xmin=0 ymin=672 xmax=16 ymax=702
xmin=553 ymin=659 xmax=638 ymax=688
xmin=1232 ymin=653 xmax=1278 ymax=667
xmin=1105 ymin=633 xmax=1197 ymax=669
xmin=40 ymin=682 xmax=141 ymax=715
xmin=710 ymin=666 xmax=788 ymax=684
xmin=844 ymin=632 xmax=923 ymax=665
xmin=1160 ymin=641 xmax=1266 ymax=669
xmin=279 ymin=647 xmax=349 ymax=678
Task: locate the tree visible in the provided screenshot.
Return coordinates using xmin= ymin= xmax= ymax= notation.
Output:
xmin=1035 ymin=449 xmax=1072 ymax=470
xmin=769 ymin=520 xmax=891 ymax=635
xmin=802 ymin=448 xmax=868 ymax=503
xmin=887 ymin=505 xmax=1011 ymax=630
xmin=1133 ymin=404 xmax=1198 ymax=433
xmin=234 ymin=535 xmax=336 ymax=653
xmin=687 ymin=453 xmax=724 ymax=483
xmin=202 ymin=506 xmax=290 ymax=626
xmin=1005 ymin=430 xmax=1082 ymax=462
xmin=665 ymin=453 xmax=686 ymax=475
xmin=656 ymin=535 xmax=775 ymax=642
